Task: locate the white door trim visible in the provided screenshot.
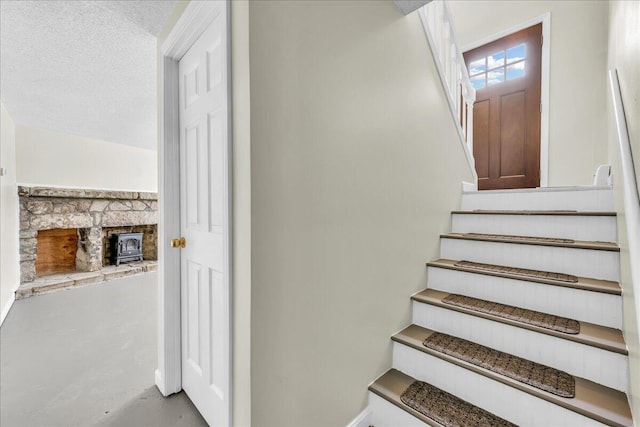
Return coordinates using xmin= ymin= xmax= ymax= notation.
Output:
xmin=461 ymin=13 xmax=551 ymax=188
xmin=156 ymin=5 xmax=233 ymax=422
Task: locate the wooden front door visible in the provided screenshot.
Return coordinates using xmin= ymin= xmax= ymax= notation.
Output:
xmin=464 ymin=24 xmax=542 ymax=190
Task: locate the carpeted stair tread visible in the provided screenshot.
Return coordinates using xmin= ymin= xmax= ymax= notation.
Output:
xmin=369 ymin=369 xmax=517 ymax=427
xmin=412 ymin=289 xmax=627 ymax=354
xmin=441 ymin=232 xmax=619 ymax=251
xmin=464 ymin=232 xmax=574 ymax=244
xmin=423 ymin=332 xmax=575 ymax=397
xmin=400 ymin=380 xmax=517 ymax=427
xmin=453 ymin=260 xmax=578 ymax=283
xmin=391 ymin=325 xmax=634 ymax=427
xmin=442 ymin=293 xmax=580 ymax=334
xmin=427 ymin=258 xmax=621 ymax=295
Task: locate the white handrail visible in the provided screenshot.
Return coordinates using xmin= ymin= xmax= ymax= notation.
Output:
xmin=418 ymin=0 xmax=477 ymax=185
xmin=609 ymin=69 xmax=640 ymax=332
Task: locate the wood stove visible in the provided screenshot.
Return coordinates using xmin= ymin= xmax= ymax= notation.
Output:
xmin=110 ymin=232 xmax=143 ymax=266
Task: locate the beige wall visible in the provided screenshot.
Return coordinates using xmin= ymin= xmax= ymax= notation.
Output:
xmin=155 ymin=2 xmax=252 ymax=425
xmin=608 ymin=0 xmax=640 ymax=190
xmin=0 ymin=101 xmax=19 ymax=324
xmin=249 ymin=1 xmax=473 ymax=425
xmin=15 ymin=126 xmax=157 ymax=192
xmin=230 ymin=1 xmax=252 ymax=426
xmin=449 ymin=0 xmax=610 ymax=186
xmin=607 ymin=0 xmax=640 ymax=419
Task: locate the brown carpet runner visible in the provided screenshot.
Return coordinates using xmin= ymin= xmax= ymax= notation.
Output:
xmin=463 ymin=233 xmax=575 ymax=244
xmin=442 ymin=294 xmax=581 ymax=334
xmin=423 ymin=332 xmax=576 ymax=398
xmin=453 ymin=260 xmax=579 ymax=283
xmin=400 ymin=380 xmax=518 ymax=427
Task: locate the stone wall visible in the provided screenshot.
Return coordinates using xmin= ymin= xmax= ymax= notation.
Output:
xmin=19 ymin=186 xmax=157 ymax=283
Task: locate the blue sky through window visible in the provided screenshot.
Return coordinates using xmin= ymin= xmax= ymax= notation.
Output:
xmin=468 ymin=42 xmax=526 ymax=90
xmin=507 ymin=44 xmax=526 ymax=63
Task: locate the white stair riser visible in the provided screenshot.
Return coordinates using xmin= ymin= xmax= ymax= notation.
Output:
xmin=392 ymin=344 xmax=608 ymax=427
xmin=368 ymin=392 xmax=429 ymax=427
xmin=427 ymin=267 xmax=622 ymax=329
xmin=451 ymin=214 xmax=617 ymax=242
xmin=440 ymin=239 xmax=620 ymax=282
xmin=412 ymin=302 xmax=629 ymax=392
xmin=461 ymin=188 xmax=614 ymax=212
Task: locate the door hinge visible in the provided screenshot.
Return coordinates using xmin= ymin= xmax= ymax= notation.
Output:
xmin=541 ymin=35 xmax=544 ymax=45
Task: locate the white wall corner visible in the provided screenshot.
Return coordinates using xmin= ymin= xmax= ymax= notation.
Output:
xmin=393 ymin=0 xmax=432 ymax=15
xmin=0 ymin=293 xmax=16 ymax=326
xmin=154 ymin=369 xmax=165 ymax=395
xmin=593 ymin=164 xmax=613 ymax=186
xmin=462 ymin=181 xmax=477 ymax=192
xmin=345 ymin=407 xmax=372 ymax=427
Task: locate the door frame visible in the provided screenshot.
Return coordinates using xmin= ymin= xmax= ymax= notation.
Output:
xmin=155 ymin=2 xmax=233 ymax=421
xmin=462 ymin=13 xmax=551 ymax=187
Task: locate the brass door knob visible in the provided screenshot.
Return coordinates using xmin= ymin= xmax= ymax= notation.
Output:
xmin=171 ymin=237 xmax=186 ymax=248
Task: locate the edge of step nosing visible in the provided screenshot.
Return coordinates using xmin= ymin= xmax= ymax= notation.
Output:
xmin=368 ymin=369 xmax=443 ymax=427
xmin=440 ymin=233 xmax=620 ymax=252
xmin=426 ymin=258 xmax=622 ymax=295
xmin=461 ymin=185 xmax=613 ymax=195
xmin=411 ymin=290 xmax=628 ymax=355
xmin=451 ymin=210 xmax=617 ymax=216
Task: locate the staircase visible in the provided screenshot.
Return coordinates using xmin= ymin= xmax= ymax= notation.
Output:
xmin=367 ymin=186 xmax=634 ymax=427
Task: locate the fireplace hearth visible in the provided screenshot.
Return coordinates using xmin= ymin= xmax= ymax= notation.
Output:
xmin=19 ymin=186 xmax=157 ymax=284
xmin=110 ymin=233 xmax=143 ymax=266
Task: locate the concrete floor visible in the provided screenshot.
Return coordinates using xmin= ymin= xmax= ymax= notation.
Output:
xmin=0 ymin=272 xmax=207 ymax=427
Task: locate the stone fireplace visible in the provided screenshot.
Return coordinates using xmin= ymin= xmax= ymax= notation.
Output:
xmin=102 ymin=225 xmax=157 ymax=266
xmin=19 ymin=186 xmax=158 ymax=285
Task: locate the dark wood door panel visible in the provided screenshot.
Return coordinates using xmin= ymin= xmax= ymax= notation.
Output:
xmin=465 ymin=23 xmax=542 ymax=190
xmin=500 ymin=90 xmax=526 ymax=177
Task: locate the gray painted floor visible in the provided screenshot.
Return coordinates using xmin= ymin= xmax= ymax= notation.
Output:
xmin=0 ymin=273 xmax=207 ymax=427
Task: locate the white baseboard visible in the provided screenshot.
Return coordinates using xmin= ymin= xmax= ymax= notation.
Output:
xmin=0 ymin=293 xmax=16 ymax=326
xmin=154 ymin=369 xmax=165 ymax=395
xmin=462 ymin=181 xmax=477 ymax=192
xmin=346 ymin=406 xmax=372 ymax=427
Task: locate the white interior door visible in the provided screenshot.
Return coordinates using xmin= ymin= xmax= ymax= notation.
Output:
xmin=178 ymin=3 xmax=230 ymax=425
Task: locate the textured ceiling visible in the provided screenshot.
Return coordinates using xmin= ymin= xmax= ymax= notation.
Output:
xmin=0 ymin=0 xmax=178 ymax=150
